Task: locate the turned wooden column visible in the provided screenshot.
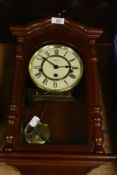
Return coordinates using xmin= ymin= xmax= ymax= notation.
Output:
xmin=88 ymin=39 xmax=104 ymax=154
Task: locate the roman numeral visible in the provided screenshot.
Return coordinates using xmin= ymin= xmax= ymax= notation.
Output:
xmin=69 ymin=58 xmax=76 ymax=62
xmin=64 ymin=51 xmax=68 ymax=57
xmin=71 ymin=66 xmax=79 ymax=69
xmin=42 ymin=78 xmax=48 ymax=85
xmin=64 ymin=80 xmax=68 ymax=86
xmin=44 ymin=51 xmax=49 ymax=57
xmin=69 ymin=73 xmax=76 ymax=79
xmin=53 ymin=81 xmax=57 ymax=88
xmin=33 ymin=66 xmax=41 ymax=69
xmin=35 ymin=55 xmax=43 ymax=60
xmin=54 ymin=49 xmax=59 ymax=55
xmin=35 ymin=72 xmax=42 ymax=78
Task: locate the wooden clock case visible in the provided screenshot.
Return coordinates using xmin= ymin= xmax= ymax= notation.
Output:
xmin=0 ymin=17 xmax=115 ymax=175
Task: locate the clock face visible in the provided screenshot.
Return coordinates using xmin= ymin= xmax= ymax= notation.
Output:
xmin=29 ymin=44 xmax=83 ymax=92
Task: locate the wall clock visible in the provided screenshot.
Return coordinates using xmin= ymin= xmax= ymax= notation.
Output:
xmin=2 ymin=17 xmax=115 ymax=175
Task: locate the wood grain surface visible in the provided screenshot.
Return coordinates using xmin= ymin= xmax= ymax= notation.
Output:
xmin=0 ymin=44 xmax=116 ymax=174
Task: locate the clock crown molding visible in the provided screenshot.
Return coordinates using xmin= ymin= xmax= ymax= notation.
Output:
xmin=10 ymin=16 xmax=103 ymax=39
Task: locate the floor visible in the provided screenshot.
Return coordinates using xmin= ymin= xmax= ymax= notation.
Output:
xmin=0 ymin=163 xmax=21 ymax=175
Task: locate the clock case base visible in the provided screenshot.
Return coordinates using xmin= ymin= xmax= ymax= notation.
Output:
xmin=0 ymin=152 xmax=115 ymax=175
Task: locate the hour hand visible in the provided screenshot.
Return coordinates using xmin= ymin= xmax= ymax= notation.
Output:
xmin=57 ymin=65 xmax=79 ymax=69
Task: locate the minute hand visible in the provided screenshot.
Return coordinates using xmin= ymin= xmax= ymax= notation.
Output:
xmin=40 ymin=56 xmax=56 ymax=66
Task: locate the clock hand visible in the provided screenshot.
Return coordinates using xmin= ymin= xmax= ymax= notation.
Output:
xmin=56 ymin=65 xmax=79 ymax=69
xmin=66 ymin=65 xmax=79 ymax=69
xmin=39 ymin=55 xmax=79 ymax=69
xmin=40 ymin=55 xmax=57 ymax=67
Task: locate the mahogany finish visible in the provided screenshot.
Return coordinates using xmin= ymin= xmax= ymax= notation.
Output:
xmin=0 ymin=152 xmax=115 ymax=175
xmin=1 ymin=17 xmax=115 ymax=174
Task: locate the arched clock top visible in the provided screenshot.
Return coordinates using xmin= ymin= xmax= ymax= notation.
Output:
xmin=10 ymin=17 xmax=103 ymax=40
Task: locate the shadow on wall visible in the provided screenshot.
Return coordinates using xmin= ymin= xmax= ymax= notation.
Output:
xmin=0 ymin=0 xmax=117 ymax=42
xmin=0 ymin=44 xmax=15 ymax=121
xmin=98 ymin=42 xmax=117 ymax=153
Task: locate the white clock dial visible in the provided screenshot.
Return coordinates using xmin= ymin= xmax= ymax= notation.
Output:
xmin=29 ymin=44 xmax=83 ymax=92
